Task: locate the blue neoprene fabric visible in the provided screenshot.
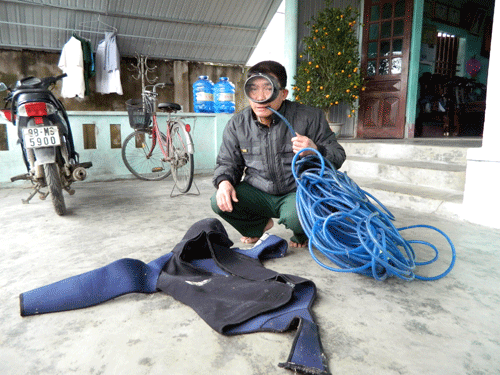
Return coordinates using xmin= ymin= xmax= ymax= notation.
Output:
xmin=19 ymin=219 xmax=330 ymax=375
xmin=20 ymin=253 xmax=173 ymax=316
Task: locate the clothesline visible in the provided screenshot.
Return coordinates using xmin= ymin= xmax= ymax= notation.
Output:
xmin=0 ymin=21 xmax=113 ymax=37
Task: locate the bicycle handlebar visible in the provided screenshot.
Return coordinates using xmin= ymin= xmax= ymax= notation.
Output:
xmin=144 ymin=82 xmax=167 ymax=94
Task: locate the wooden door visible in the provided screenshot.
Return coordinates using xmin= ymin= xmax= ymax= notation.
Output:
xmin=357 ymin=0 xmax=413 ymax=138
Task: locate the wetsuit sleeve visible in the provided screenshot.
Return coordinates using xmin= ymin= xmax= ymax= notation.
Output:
xmin=19 ymin=253 xmax=174 ymax=316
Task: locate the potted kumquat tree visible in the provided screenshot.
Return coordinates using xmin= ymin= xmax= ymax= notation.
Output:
xmin=293 ymin=2 xmax=364 ymax=135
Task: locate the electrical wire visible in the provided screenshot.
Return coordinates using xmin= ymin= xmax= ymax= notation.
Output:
xmin=291 ymin=148 xmax=456 ymax=281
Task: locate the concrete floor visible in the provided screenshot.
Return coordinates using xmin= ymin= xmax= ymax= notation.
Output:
xmin=0 ymin=175 xmax=499 ymax=375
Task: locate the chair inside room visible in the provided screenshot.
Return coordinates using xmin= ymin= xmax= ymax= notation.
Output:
xmin=451 ymin=77 xmax=487 ymax=136
xmin=415 ymin=73 xmax=456 ymax=137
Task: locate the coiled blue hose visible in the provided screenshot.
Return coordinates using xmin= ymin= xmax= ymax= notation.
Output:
xmin=291 ymin=148 xmax=456 ymax=281
xmin=267 ymin=105 xmax=456 ymax=281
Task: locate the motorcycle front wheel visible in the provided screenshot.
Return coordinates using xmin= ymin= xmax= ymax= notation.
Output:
xmin=44 ymin=163 xmax=66 ymax=215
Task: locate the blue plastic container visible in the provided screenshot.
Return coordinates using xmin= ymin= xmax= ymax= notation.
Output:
xmin=213 ymin=77 xmax=235 ymax=114
xmin=193 ymin=76 xmax=214 ymax=113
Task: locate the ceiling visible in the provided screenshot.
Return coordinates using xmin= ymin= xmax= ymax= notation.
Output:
xmin=0 ymin=0 xmax=283 ymax=65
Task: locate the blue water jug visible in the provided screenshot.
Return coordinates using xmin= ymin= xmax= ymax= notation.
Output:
xmin=193 ymin=76 xmax=214 ymax=113
xmin=213 ymin=77 xmax=235 ymax=114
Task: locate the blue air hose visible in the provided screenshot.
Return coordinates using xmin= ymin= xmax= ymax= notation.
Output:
xmin=268 ymin=107 xmax=296 ymax=136
xmin=291 ymin=149 xmax=456 ymax=281
xmin=268 ymin=106 xmax=456 ymax=281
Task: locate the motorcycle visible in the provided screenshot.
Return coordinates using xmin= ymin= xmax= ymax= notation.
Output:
xmin=0 ymin=74 xmax=92 ymax=215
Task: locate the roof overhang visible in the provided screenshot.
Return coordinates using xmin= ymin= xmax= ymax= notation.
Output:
xmin=0 ymin=0 xmax=283 ymax=65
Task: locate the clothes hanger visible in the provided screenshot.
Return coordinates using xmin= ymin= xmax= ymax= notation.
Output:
xmin=72 ymin=30 xmax=91 ymax=42
xmin=79 ymin=15 xmax=117 ymax=34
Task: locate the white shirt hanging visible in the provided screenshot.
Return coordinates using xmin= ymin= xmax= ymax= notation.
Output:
xmin=58 ymin=36 xmax=85 ymax=99
xmin=95 ymin=32 xmax=123 ymax=95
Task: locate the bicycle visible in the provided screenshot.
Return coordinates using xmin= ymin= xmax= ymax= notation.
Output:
xmin=122 ymin=82 xmax=194 ymax=193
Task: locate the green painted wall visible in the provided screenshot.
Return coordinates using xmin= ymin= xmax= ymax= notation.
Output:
xmin=407 ymin=0 xmax=425 ymax=135
xmin=0 ymin=112 xmax=232 ymax=186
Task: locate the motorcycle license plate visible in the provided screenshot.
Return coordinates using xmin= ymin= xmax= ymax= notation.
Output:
xmin=23 ymin=126 xmax=61 ymax=148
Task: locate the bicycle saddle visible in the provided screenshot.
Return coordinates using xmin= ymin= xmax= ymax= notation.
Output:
xmin=158 ymin=102 xmax=181 ymax=112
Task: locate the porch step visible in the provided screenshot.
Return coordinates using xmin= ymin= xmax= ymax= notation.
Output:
xmin=340 ymin=139 xmax=470 ymax=164
xmin=341 ymin=156 xmax=466 ymax=191
xmin=336 ymin=139 xmax=481 ymax=220
xmin=347 ymin=176 xmax=464 ymax=220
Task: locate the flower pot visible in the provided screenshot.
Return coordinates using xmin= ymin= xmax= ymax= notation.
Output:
xmin=329 ymin=122 xmax=344 ymax=136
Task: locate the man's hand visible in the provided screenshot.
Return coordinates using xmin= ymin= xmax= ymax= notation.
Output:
xmin=216 ymin=180 xmax=238 ymax=212
xmin=291 ymin=132 xmax=317 ymax=156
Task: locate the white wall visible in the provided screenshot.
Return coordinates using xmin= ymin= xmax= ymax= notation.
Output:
xmin=462 ymin=0 xmax=500 ymax=229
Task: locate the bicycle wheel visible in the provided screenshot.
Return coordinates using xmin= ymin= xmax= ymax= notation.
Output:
xmin=170 ymin=122 xmax=194 ymax=193
xmin=122 ymin=129 xmax=171 ymax=181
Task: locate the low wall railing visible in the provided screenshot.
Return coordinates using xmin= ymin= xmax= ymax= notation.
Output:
xmin=0 ymin=111 xmax=232 ymax=186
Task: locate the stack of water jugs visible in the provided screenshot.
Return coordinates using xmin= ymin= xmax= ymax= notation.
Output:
xmin=193 ymin=76 xmax=235 ymax=114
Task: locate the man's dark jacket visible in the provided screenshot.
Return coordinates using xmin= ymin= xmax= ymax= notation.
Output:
xmin=213 ymin=100 xmax=346 ymax=195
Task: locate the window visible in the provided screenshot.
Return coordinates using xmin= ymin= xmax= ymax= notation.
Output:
xmin=83 ymin=124 xmax=97 ymax=149
xmin=435 ymin=32 xmax=459 ymax=77
xmin=110 ymin=124 xmax=121 ymax=149
xmin=0 ymin=124 xmax=8 ymax=151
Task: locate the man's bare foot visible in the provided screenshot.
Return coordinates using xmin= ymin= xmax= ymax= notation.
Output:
xmin=241 ymin=236 xmax=260 ymax=244
xmin=289 ymin=240 xmax=308 ymax=248
xmin=240 ymin=219 xmax=274 ymax=244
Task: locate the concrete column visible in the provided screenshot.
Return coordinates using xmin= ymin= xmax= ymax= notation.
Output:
xmin=173 ymin=61 xmax=190 ymax=112
xmin=462 ymin=3 xmax=500 ymax=229
xmin=284 ymin=0 xmax=298 ymax=98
